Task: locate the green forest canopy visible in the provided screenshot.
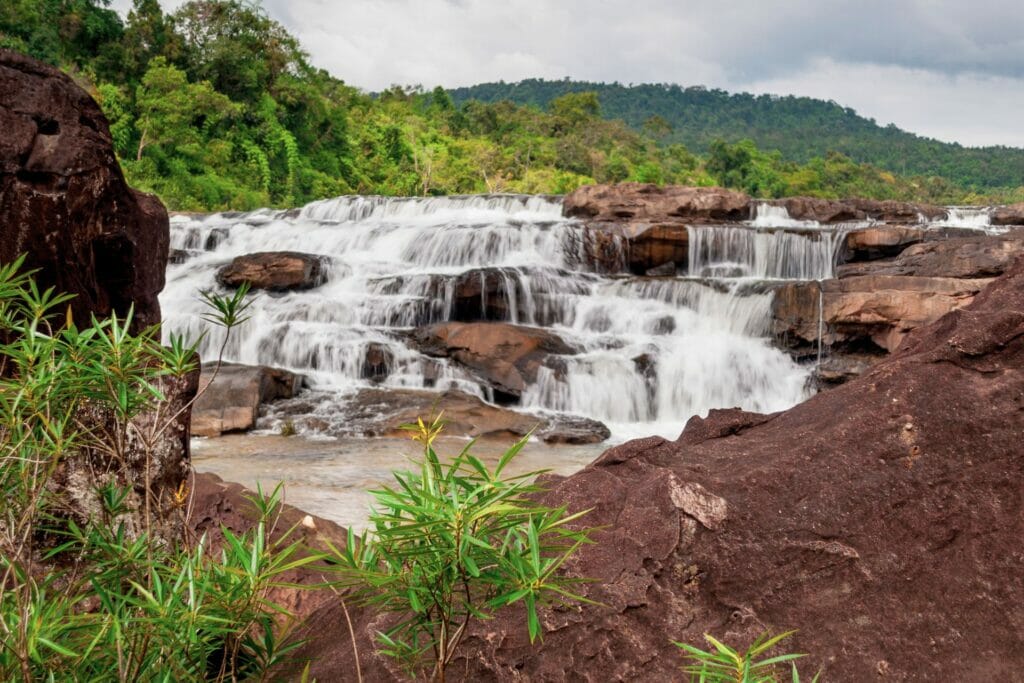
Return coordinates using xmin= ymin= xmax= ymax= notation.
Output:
xmin=2 ymin=0 xmax=1021 ymax=211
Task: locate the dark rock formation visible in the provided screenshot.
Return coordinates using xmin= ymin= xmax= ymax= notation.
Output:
xmin=414 ymin=322 xmax=576 ymax=401
xmin=216 ymin=251 xmax=327 ymax=291
xmin=564 ymin=183 xmax=750 ymax=223
xmin=192 ymin=362 xmax=303 ymax=437
xmin=360 ymin=342 xmax=394 ymax=383
xmin=841 ymin=225 xmax=926 ymax=262
xmin=293 ymin=255 xmax=1024 ymax=682
xmin=0 ymin=49 xmax=168 ymax=331
xmin=838 ymin=231 xmax=1024 ymax=280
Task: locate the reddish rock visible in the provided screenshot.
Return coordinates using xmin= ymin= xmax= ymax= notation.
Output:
xmin=292 ymin=256 xmax=1024 ymax=682
xmin=0 ymin=49 xmax=168 ymax=331
xmin=216 ymin=251 xmax=327 ymax=291
xmin=991 ymin=202 xmax=1024 ymax=226
xmin=192 ymin=362 xmax=302 ymax=437
xmin=842 ymin=225 xmax=926 ymax=262
xmin=839 ymin=232 xmax=1024 ymax=280
xmin=768 ymin=196 xmax=866 ymax=223
xmin=846 ymin=198 xmax=945 ymax=223
xmin=564 ymin=183 xmax=750 ymax=223
xmin=414 ymin=322 xmax=576 ymax=399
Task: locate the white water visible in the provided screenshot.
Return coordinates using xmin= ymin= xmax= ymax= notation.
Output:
xmin=929 ymin=206 xmax=1010 ymax=234
xmin=163 ymin=194 xmax=830 ymax=440
xmin=749 ymin=202 xmax=822 ymax=229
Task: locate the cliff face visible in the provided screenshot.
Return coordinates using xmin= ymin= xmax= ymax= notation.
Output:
xmin=0 ymin=49 xmax=167 ymax=331
xmin=290 ymin=254 xmax=1024 ymax=680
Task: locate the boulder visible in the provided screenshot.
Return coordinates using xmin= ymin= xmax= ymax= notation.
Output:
xmin=767 ymin=196 xmax=865 ymax=223
xmin=413 ymin=322 xmax=576 ymax=400
xmin=360 ymin=342 xmax=394 ymax=383
xmin=837 ymin=232 xmax=1024 ymax=280
xmin=991 ymin=202 xmax=1024 ymax=226
xmin=841 ymin=225 xmax=926 ymax=262
xmin=192 ymin=362 xmax=303 ymax=437
xmin=294 ymin=255 xmax=1024 ymax=682
xmin=564 ymin=183 xmax=750 ymax=223
xmin=216 ymin=251 xmax=327 ymax=291
xmin=846 ymin=198 xmax=945 ymax=223
xmin=0 ymin=49 xmax=168 ymax=331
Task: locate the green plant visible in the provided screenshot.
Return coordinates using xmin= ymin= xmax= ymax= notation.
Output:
xmin=675 ymin=630 xmax=820 ymax=683
xmin=332 ymin=415 xmax=597 ymax=682
xmin=0 ymin=256 xmax=319 ymax=681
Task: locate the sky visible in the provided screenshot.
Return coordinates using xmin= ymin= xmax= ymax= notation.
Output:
xmin=110 ymin=0 xmax=1024 ymax=148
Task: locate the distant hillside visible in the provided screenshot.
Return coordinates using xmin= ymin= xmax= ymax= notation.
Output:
xmin=450 ymin=79 xmax=1024 ymax=191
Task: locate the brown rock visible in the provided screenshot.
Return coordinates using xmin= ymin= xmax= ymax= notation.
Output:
xmin=767 ymin=197 xmax=865 ymax=223
xmin=294 ymin=255 xmax=1024 ymax=682
xmin=846 ymin=198 xmax=945 ymax=223
xmin=564 ymin=183 xmax=750 ymax=223
xmin=216 ymin=251 xmax=326 ymax=291
xmin=991 ymin=202 xmax=1024 ymax=226
xmin=773 ymin=275 xmax=992 ymax=353
xmin=192 ymin=362 xmax=302 ymax=437
xmin=414 ymin=322 xmax=576 ymax=399
xmin=838 ymin=232 xmax=1024 ymax=280
xmin=842 ymin=225 xmax=926 ymax=262
xmin=0 ymin=49 xmax=168 ymax=331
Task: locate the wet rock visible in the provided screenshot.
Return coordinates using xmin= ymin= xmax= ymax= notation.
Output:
xmin=773 ymin=275 xmax=992 ymax=353
xmin=645 ymin=261 xmax=677 ymax=277
xmin=0 ymin=49 xmax=168 ymax=331
xmin=538 ymin=415 xmax=613 ymax=444
xmin=192 ymin=362 xmax=303 ymax=437
xmin=564 ymin=183 xmax=750 ymax=223
xmin=169 ymin=248 xmax=199 ymax=264
xmin=842 ymin=225 xmax=926 ymax=262
xmin=294 ymin=254 xmax=1024 ymax=682
xmin=991 ymin=202 xmax=1024 ymax=226
xmin=812 ymin=354 xmax=879 ymax=387
xmin=216 ymin=251 xmax=327 ymax=291
xmin=413 ymin=322 xmax=576 ymax=400
xmin=360 ymin=343 xmax=394 ymax=383
xmin=767 ymin=196 xmax=866 ymax=223
xmin=838 ymin=232 xmax=1024 ymax=279
xmin=846 ymin=198 xmax=945 ymax=223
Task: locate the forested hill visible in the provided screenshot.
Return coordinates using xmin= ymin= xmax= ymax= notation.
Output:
xmin=450 ymin=79 xmax=1024 ymax=191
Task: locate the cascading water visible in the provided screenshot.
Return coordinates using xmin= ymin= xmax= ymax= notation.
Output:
xmin=163 ymin=194 xmax=835 ymax=440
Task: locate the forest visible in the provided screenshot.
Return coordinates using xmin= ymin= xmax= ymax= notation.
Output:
xmin=2 ymin=0 xmax=1021 ymax=211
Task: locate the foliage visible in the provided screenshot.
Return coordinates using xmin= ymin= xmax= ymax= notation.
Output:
xmin=0 ymin=256 xmax=320 ymax=681
xmin=4 ymin=0 xmax=1011 ymax=210
xmin=675 ymin=630 xmax=820 ymax=683
xmin=451 ymin=79 xmax=1024 ymax=194
xmin=332 ymin=415 xmax=596 ymax=682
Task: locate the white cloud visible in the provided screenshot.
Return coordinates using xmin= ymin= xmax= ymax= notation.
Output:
xmin=109 ymin=0 xmax=1024 ymax=148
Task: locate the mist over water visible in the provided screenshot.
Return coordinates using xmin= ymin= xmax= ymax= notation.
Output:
xmin=161 ymin=195 xmax=853 ymax=440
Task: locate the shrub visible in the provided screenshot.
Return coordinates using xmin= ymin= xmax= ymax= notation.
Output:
xmin=332 ymin=415 xmax=597 ymax=682
xmin=675 ymin=630 xmax=820 ymax=683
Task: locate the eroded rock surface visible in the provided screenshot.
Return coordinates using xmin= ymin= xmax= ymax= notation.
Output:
xmin=192 ymin=362 xmax=303 ymax=437
xmin=564 ymin=183 xmax=750 ymax=223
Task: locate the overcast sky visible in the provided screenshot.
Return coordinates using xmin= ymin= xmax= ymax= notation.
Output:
xmin=111 ymin=0 xmax=1024 ymax=148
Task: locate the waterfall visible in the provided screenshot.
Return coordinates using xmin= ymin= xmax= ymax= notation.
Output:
xmin=749 ymin=202 xmax=822 ymax=229
xmin=162 ymin=194 xmax=819 ymax=440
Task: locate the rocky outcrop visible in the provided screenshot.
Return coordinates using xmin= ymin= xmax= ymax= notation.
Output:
xmin=774 ymin=275 xmax=991 ymax=353
xmin=838 ymin=231 xmax=1024 ymax=279
xmin=0 ymin=49 xmax=168 ymax=331
xmin=841 ymin=225 xmax=926 ymax=261
xmin=414 ymin=322 xmax=576 ymax=401
xmin=564 ymin=183 xmax=750 ymax=223
xmin=192 ymin=362 xmax=303 ymax=437
xmin=991 ymin=202 xmax=1024 ymax=226
xmin=293 ymin=254 xmax=1024 ymax=682
xmin=289 ymin=387 xmax=609 ymax=444
xmin=216 ymin=251 xmax=327 ymax=291
xmin=846 ymin=198 xmax=945 ymax=223
xmin=766 ymin=196 xmax=865 ymax=223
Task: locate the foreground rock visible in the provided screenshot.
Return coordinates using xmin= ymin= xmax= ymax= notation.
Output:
xmin=293 ymin=256 xmax=1024 ymax=681
xmin=192 ymin=362 xmax=303 ymax=437
xmin=274 ymin=387 xmax=610 ymax=444
xmin=0 ymin=49 xmax=168 ymax=331
xmin=216 ymin=251 xmax=327 ymax=291
xmin=414 ymin=322 xmax=576 ymax=401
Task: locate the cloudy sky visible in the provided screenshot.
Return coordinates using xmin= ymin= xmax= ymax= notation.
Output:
xmin=111 ymin=0 xmax=1024 ymax=148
